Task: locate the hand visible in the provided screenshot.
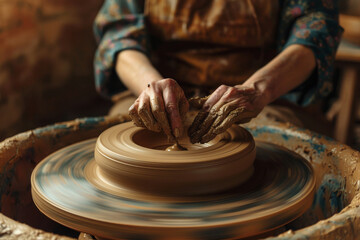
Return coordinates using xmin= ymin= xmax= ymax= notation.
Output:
xmin=188 ymin=84 xmax=265 ymax=144
xmin=129 ymin=78 xmax=189 ymax=140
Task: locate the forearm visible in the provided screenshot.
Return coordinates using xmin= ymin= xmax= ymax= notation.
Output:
xmin=242 ymin=44 xmax=316 ymax=106
xmin=116 ymin=50 xmax=163 ymax=96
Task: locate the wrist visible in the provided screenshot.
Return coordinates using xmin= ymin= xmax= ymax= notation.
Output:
xmin=240 ymin=75 xmax=275 ymax=107
xmin=116 ymin=50 xmax=163 ymax=96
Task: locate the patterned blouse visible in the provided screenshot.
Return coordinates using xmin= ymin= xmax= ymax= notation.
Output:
xmin=94 ymin=0 xmax=343 ymax=106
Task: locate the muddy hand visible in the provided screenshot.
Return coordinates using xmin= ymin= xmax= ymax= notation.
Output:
xmin=188 ymin=96 xmax=209 ymax=109
xmin=188 ymin=85 xmax=263 ymax=144
xmin=129 ymin=78 xmax=189 ymax=141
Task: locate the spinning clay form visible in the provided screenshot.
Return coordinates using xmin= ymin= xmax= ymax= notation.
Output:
xmin=31 ymin=122 xmax=315 ymax=239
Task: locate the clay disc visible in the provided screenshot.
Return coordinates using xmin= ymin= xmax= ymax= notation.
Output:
xmin=31 ymin=139 xmax=315 ymax=239
xmin=94 ymin=122 xmax=256 ymax=196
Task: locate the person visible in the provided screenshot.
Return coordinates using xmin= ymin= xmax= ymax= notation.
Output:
xmin=93 ymin=0 xmax=342 ymax=144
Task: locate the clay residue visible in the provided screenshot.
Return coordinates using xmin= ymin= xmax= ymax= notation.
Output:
xmin=0 ymin=213 xmax=74 ymax=240
xmin=165 ymin=143 xmax=187 ymax=151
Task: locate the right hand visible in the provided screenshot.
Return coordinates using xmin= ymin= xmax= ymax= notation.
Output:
xmin=129 ymin=78 xmax=189 ymax=140
xmin=188 ymin=84 xmax=263 ymax=144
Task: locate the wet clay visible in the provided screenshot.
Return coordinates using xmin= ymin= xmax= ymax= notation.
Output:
xmin=165 ymin=142 xmax=187 ymax=151
xmin=93 ymin=122 xmax=256 ymax=195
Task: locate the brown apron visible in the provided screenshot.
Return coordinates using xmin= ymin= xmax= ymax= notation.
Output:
xmin=145 ymin=0 xmax=279 ymax=90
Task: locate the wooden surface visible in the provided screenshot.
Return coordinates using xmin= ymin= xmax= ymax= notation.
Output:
xmin=333 ymin=67 xmax=359 ymax=143
xmin=339 ymin=14 xmax=360 ymax=46
xmin=333 ymin=40 xmax=360 ymax=143
xmin=336 ymin=40 xmax=360 ymax=63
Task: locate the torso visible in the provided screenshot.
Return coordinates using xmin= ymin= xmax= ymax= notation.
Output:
xmin=145 ymin=0 xmax=280 ymax=89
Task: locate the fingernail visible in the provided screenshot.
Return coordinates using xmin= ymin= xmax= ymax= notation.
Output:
xmin=201 ymin=133 xmax=215 ymax=144
xmin=174 ymin=128 xmax=180 ymax=138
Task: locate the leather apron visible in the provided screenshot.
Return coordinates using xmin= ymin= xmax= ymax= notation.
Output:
xmin=145 ymin=0 xmax=279 ymax=91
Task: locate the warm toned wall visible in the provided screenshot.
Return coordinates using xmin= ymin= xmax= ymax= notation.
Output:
xmin=0 ymin=0 xmax=111 ymax=140
xmin=340 ymin=0 xmax=360 ymax=16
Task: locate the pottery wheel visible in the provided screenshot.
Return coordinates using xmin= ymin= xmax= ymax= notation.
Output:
xmin=31 ymin=122 xmax=315 ymax=239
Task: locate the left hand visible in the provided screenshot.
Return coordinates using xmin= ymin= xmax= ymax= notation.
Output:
xmin=188 ymin=84 xmax=265 ymax=143
xmin=128 ymin=78 xmax=189 ymax=141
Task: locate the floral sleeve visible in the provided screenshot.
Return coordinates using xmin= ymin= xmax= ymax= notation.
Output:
xmin=277 ymin=0 xmax=343 ymax=106
xmin=93 ymin=0 xmax=147 ymax=98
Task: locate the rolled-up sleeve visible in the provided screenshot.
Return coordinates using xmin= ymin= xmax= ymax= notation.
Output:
xmin=94 ymin=0 xmax=147 ymax=98
xmin=277 ymin=0 xmax=343 ymax=106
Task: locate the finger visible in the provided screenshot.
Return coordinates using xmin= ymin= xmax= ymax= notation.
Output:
xmin=163 ymin=87 xmax=183 ymax=138
xmin=149 ymin=92 xmax=174 ymax=141
xmin=190 ymin=97 xmax=227 ymax=143
xmin=206 ymin=109 xmax=258 ymax=141
xmin=129 ymin=101 xmax=145 ymax=128
xmin=212 ymin=108 xmax=245 ymax=135
xmin=188 ymin=87 xmax=227 ymax=138
xmin=188 ymin=110 xmax=208 ymax=143
xmin=199 ymin=101 xmax=239 ymax=143
xmin=202 ymin=85 xmax=228 ymax=111
xmin=199 ymin=129 xmax=217 ymax=144
xmin=138 ymin=94 xmax=161 ymax=132
xmin=199 ymin=113 xmax=241 ymax=144
xmin=211 ymin=100 xmax=238 ymax=128
xmin=190 ymin=110 xmax=217 ymax=143
xmin=179 ymin=97 xmax=189 ymax=123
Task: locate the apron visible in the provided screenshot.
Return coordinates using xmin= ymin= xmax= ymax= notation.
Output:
xmin=145 ymin=0 xmax=279 ymax=92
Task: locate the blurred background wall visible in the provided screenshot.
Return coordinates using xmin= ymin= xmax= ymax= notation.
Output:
xmin=0 ymin=0 xmax=110 ymax=140
xmin=340 ymin=0 xmax=360 ymax=15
